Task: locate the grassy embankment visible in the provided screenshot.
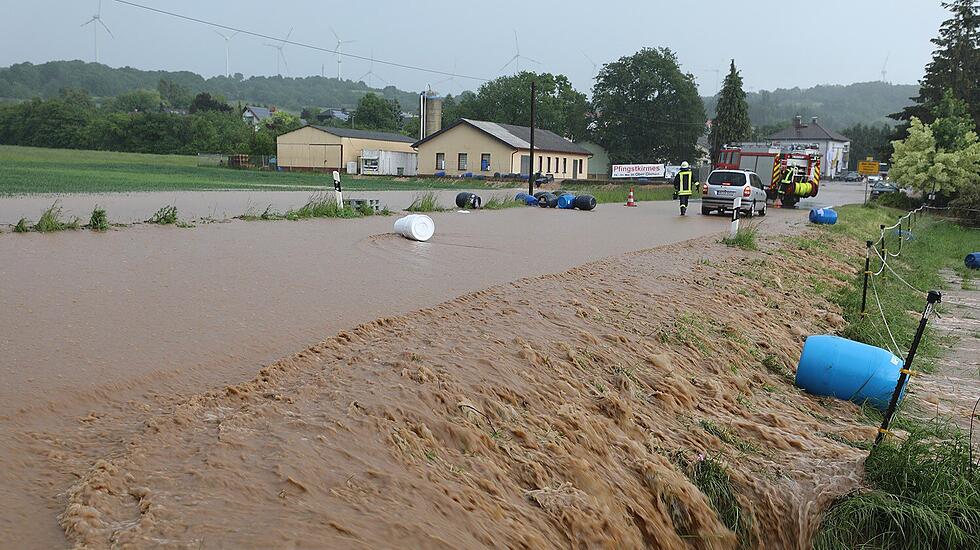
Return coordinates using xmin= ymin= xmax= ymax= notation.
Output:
xmin=803 ymin=204 xmax=980 ymax=549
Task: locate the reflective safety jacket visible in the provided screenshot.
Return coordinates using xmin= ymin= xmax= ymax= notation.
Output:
xmin=674 ymin=169 xmax=695 ymax=196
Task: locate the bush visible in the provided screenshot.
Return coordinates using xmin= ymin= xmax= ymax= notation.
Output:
xmin=876 ymin=191 xmax=922 ymax=210
xmin=34 ymin=203 xmax=79 ymax=232
xmin=88 ymin=206 xmax=109 ymax=231
xmin=148 ymin=205 xmax=178 ymax=225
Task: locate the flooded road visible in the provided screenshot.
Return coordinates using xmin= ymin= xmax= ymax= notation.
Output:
xmin=0 ymin=182 xmax=864 ymax=547
xmin=0 ymin=188 xmax=517 ymax=225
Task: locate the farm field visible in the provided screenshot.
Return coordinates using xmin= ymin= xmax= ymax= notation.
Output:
xmin=0 ymin=145 xmax=510 ymax=195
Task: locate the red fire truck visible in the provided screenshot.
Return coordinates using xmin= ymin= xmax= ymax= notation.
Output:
xmin=715 ymin=143 xmax=822 ymax=208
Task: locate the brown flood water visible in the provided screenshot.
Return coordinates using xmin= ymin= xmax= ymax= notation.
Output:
xmin=1 ymin=184 xmax=865 ymax=548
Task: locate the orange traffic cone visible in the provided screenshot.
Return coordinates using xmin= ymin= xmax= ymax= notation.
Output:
xmin=625 ymin=187 xmax=637 ymax=207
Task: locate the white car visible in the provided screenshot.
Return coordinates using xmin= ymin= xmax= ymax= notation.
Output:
xmin=700 ymin=169 xmax=768 ymax=217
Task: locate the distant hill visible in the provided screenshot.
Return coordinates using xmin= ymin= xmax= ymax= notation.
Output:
xmin=0 ymin=60 xmax=420 ymax=112
xmin=704 ymin=82 xmax=919 ymax=130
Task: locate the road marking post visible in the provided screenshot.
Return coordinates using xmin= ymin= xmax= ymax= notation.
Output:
xmin=729 ymin=197 xmax=742 ymax=238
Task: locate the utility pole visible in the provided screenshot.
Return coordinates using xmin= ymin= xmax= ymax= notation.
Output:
xmin=529 ymin=80 xmax=536 ymax=196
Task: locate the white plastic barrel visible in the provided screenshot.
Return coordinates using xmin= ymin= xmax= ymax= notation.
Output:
xmin=393 ymin=214 xmax=435 ymax=242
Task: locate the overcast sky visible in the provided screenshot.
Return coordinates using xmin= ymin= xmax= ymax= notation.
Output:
xmin=1 ymin=0 xmax=949 ymax=96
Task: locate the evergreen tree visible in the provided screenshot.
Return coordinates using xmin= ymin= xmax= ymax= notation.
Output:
xmin=892 ymin=0 xmax=980 ymax=131
xmin=708 ymin=60 xmax=751 ymax=160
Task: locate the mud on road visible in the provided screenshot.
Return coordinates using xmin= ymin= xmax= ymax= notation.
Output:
xmin=58 ymin=233 xmax=877 ymax=549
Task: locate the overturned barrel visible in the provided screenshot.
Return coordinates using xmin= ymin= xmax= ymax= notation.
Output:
xmin=809 ymin=207 xmax=838 ymax=225
xmin=795 ymin=335 xmax=906 ymax=410
xmin=515 ymin=192 xmax=538 ymax=206
xmin=537 ymin=193 xmax=559 ymax=208
xmin=456 ymin=192 xmax=481 ymax=209
xmin=393 ymin=214 xmax=435 ymax=242
xmin=557 ymin=194 xmax=577 ymax=209
xmin=966 ymin=252 xmax=980 ymax=270
xmin=573 ymin=194 xmax=597 ymax=211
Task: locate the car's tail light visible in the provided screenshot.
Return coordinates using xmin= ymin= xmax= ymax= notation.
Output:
xmin=743 ymin=186 xmax=751 ymax=197
xmin=702 ymin=184 xmax=708 ymax=194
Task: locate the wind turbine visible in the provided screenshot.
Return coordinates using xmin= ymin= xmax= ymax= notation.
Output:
xmin=80 ymin=0 xmax=113 ymax=63
xmin=331 ymin=27 xmax=356 ymax=80
xmin=581 ymin=51 xmax=598 ymax=74
xmin=358 ymin=50 xmax=388 ymax=87
xmin=435 ymin=59 xmax=459 ymax=94
xmin=500 ymin=31 xmax=539 ymax=74
xmin=263 ymin=27 xmax=293 ymax=76
xmin=214 ymin=30 xmax=239 ymax=77
xmin=880 ymin=52 xmax=890 ymax=83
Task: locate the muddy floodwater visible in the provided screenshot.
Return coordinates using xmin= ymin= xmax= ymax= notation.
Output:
xmin=0 ymin=183 xmax=865 ymax=547
xmin=0 ymin=188 xmax=518 ymax=225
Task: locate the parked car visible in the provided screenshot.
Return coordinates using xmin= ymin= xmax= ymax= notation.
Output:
xmin=700 ymin=170 xmax=768 ymax=217
xmin=867 ymin=175 xmax=883 ymax=184
xmin=869 ymin=181 xmax=900 ymax=199
xmin=842 ymin=171 xmax=862 ymax=182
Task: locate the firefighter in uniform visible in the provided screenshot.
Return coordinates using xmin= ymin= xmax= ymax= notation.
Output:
xmin=672 ymin=161 xmax=697 ymax=216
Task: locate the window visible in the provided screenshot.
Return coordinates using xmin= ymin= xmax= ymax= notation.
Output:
xmin=562 ymin=158 xmax=567 ymax=174
xmin=547 ymin=157 xmax=551 ymax=173
xmin=458 ymin=153 xmax=468 ymax=170
xmin=707 ymin=171 xmax=747 ymax=186
xmin=481 ymin=153 xmax=491 ymax=172
xmin=750 ymin=174 xmax=763 ymax=189
xmin=436 ymin=153 xmax=445 ymax=171
xmin=362 ymin=158 xmax=379 ymax=173
xmin=538 ymin=156 xmax=542 ymax=172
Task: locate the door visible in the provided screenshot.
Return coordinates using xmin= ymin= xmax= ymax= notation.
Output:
xmin=572 ymin=159 xmax=579 ymax=180
xmin=520 ymin=155 xmax=531 ymax=176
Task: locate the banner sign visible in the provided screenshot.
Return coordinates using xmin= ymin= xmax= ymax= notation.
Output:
xmin=611 ymin=163 xmax=666 ymax=178
xmin=857 ymin=160 xmax=880 ymax=176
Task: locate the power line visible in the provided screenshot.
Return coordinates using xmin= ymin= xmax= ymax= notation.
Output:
xmin=111 ymin=0 xmax=490 ymax=82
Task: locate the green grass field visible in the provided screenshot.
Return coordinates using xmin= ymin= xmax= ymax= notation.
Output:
xmin=0 ymin=146 xmax=509 ymax=195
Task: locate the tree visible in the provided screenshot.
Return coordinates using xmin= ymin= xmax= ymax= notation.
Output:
xmin=890 ymin=112 xmax=980 ymax=195
xmin=353 ymin=93 xmax=402 ymax=131
xmin=108 ymin=89 xmax=163 ymax=113
xmin=591 ymin=48 xmax=706 ymax=164
xmin=300 ymin=106 xmax=321 ymax=121
xmin=189 ymin=92 xmax=232 ymax=114
xmin=841 ymin=123 xmax=894 ymax=168
xmin=708 ymin=60 xmax=751 ymax=160
xmin=157 ymin=79 xmax=193 ymax=109
xmin=446 ymin=73 xmax=588 ymax=140
xmin=892 ymin=0 xmax=980 ymax=131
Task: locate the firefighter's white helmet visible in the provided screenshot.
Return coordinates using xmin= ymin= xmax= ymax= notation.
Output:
xmin=681 ymin=161 xmax=690 ymax=169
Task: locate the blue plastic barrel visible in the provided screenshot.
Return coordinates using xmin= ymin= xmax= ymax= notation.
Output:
xmin=966 ymin=252 xmax=980 ymax=270
xmin=796 ymin=335 xmax=906 ymax=410
xmin=557 ymin=194 xmax=577 ymax=209
xmin=809 ymin=208 xmax=838 ymax=225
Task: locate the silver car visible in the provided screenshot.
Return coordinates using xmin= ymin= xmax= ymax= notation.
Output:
xmin=700 ymin=169 xmax=768 ymax=217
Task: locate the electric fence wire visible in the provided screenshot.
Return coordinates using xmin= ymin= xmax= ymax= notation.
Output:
xmin=870 ymin=275 xmax=903 ymax=356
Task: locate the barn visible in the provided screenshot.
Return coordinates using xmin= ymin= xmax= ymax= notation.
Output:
xmin=276 ymin=125 xmax=417 ymax=175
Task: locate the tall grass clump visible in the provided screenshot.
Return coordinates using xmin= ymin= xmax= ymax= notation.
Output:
xmin=13 ymin=218 xmax=30 ymax=233
xmin=482 ymin=194 xmax=523 ymax=210
xmin=147 ymin=205 xmax=178 ymax=225
xmin=88 ymin=205 xmax=109 ymax=231
xmin=285 ymin=193 xmax=360 ymax=220
xmin=674 ymin=453 xmax=752 ymax=547
xmin=406 ymin=191 xmax=445 ymax=212
xmin=34 ymin=203 xmax=79 ymax=232
xmin=814 ymin=419 xmax=980 ymax=549
xmin=721 ymin=225 xmax=759 ymax=251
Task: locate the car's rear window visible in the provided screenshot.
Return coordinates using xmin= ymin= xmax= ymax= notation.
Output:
xmin=708 ymin=172 xmax=746 ymax=186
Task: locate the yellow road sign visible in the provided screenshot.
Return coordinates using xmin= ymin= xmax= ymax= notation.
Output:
xmin=858 ymin=160 xmax=880 ymax=176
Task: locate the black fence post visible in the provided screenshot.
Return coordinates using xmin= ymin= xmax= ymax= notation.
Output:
xmin=874 ymin=290 xmax=942 ymax=447
xmin=860 ymin=240 xmax=872 ymax=317
xmin=879 ymin=224 xmax=887 ymax=263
